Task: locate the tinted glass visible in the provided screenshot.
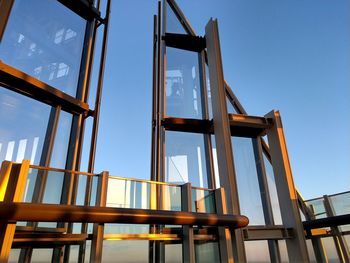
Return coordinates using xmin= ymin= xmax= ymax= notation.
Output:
xmin=165 ymin=2 xmax=187 ymax=34
xmin=0 ymin=87 xmax=50 ymax=165
xmin=232 ymin=137 xmax=265 ymax=225
xmin=0 ymin=0 xmax=86 ymax=97
xmin=166 ymin=47 xmax=202 ymax=119
xmin=165 ymin=131 xmax=209 ymax=188
xmin=245 ymin=241 xmax=270 ymax=263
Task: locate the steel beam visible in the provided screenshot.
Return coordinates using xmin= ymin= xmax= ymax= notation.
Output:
xmin=181 ymin=183 xmax=195 ymax=263
xmin=265 ymin=110 xmax=309 ymax=262
xmin=205 ymin=18 xmax=246 ymax=262
xmin=0 ymin=203 xmax=249 ymax=227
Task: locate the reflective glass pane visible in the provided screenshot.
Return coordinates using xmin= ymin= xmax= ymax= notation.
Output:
xmin=102 ymin=240 xmax=148 ymax=263
xmin=0 ymin=87 xmax=50 ymax=165
xmin=305 ymin=198 xmax=327 ymax=219
xmin=104 ymin=224 xmax=150 ymax=234
xmin=195 ymin=240 xmax=220 ymax=263
xmin=165 ymin=243 xmax=182 ymax=263
xmin=205 ymin=65 xmax=213 ymax=120
xmin=31 ymin=249 xmax=53 ymax=262
xmin=161 ymin=184 xmax=182 ymax=211
xmin=42 ymin=171 xmax=64 ymax=204
xmin=166 ymin=47 xmax=202 ymax=119
xmin=329 ymin=192 xmax=350 ymax=216
xmin=232 ymin=137 xmax=265 ymax=225
xmin=165 ymin=131 xmax=209 ymax=188
xmin=107 ymin=178 xmax=151 ymax=209
xmin=278 ymin=240 xmax=289 ymax=263
xmin=192 ymin=189 xmax=216 ymax=213
xmin=50 ymin=111 xmax=72 ymax=168
xmin=263 ymin=154 xmax=283 ymax=224
xmin=0 ymin=0 xmax=86 ymax=97
xmin=245 ymin=241 xmax=270 ymax=263
xmin=321 ymin=237 xmax=340 ymax=263
xmin=306 ymin=239 xmax=317 ymax=263
xmin=166 ymin=2 xmax=187 ymax=34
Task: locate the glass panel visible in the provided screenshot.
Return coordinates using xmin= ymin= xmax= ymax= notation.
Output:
xmin=104 ymin=224 xmax=150 ymax=234
xmin=166 ymin=47 xmax=202 ymax=119
xmin=226 ymin=97 xmax=237 ymax=114
xmin=165 ymin=131 xmax=208 ymax=188
xmin=322 ymin=237 xmax=340 ymax=263
xmin=192 ymin=189 xmax=216 ymax=213
xmin=306 ymin=239 xmax=318 ymax=263
xmin=278 ymin=240 xmax=289 ymax=263
xmin=68 ymin=245 xmax=79 ymax=263
xmin=107 ymin=177 xmax=181 ymax=211
xmin=165 ymin=243 xmax=182 ymax=263
xmin=75 ymin=174 xmax=87 ymax=205
xmin=305 ymin=198 xmax=327 ymax=219
xmin=31 ymin=249 xmax=53 ymax=262
xmin=245 ymin=241 xmax=270 ymax=263
xmin=50 ymin=111 xmax=72 ymax=168
xmin=0 ymin=0 xmax=86 ymax=97
xmin=42 ymin=171 xmax=64 ymax=204
xmin=107 ymin=178 xmax=151 ymax=209
xmin=205 ymin=65 xmax=213 ymax=120
xmin=263 ymin=154 xmax=283 ymax=224
xmin=161 ymin=184 xmax=182 ymax=211
xmin=8 ymin=249 xmax=20 ymax=263
xmin=102 ymin=240 xmax=148 ymax=263
xmin=232 ymin=137 xmax=265 ymax=225
xmin=329 ymin=192 xmax=350 ymax=216
xmin=195 ymin=240 xmax=220 ymax=263
xmin=165 ymin=2 xmax=187 ymax=34
xmin=0 ymin=87 xmax=51 ymax=165
xmin=210 ymin=135 xmax=220 ymax=188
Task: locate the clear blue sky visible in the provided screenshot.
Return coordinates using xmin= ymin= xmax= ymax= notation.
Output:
xmin=94 ymin=0 xmax=350 ymax=199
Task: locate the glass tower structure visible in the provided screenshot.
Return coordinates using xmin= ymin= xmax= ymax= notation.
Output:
xmin=0 ymin=0 xmax=349 ymax=262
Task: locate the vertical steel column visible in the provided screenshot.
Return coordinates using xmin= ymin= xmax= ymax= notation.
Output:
xmin=265 ymin=110 xmax=309 ymax=262
xmin=90 ymin=171 xmax=109 ymax=263
xmin=0 ymin=0 xmax=14 ymax=41
xmin=205 ymin=18 xmax=246 ymax=262
xmin=20 ymin=106 xmax=61 ymax=263
xmin=198 ymin=51 xmax=216 ymax=189
xmin=215 ymin=187 xmax=234 ymax=263
xmin=79 ymin=0 xmax=111 ymax=261
xmin=324 ymin=195 xmax=350 ymax=263
xmin=181 ymin=183 xmax=195 ymax=263
xmin=252 ymin=137 xmax=281 ymax=263
xmin=0 ymin=160 xmax=30 ymax=263
xmin=298 ymin=193 xmax=328 ymax=263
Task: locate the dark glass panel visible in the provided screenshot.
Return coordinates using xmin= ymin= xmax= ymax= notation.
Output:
xmin=0 ymin=0 xmax=86 ymax=97
xmin=192 ymin=189 xmax=216 ymax=213
xmin=0 ymin=87 xmax=50 ymax=165
xmin=166 ymin=47 xmax=202 ymax=119
xmin=165 ymin=131 xmax=208 ymax=188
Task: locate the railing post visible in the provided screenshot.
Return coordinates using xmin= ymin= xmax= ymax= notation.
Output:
xmin=265 ymin=110 xmax=309 ymax=262
xmin=90 ymin=171 xmax=109 ymax=263
xmin=215 ymin=187 xmax=234 ymax=263
xmin=0 ymin=160 xmax=30 ymax=263
xmin=181 ymin=183 xmax=195 ymax=263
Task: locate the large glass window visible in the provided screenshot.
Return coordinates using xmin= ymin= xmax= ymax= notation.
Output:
xmin=232 ymin=137 xmax=265 ymax=225
xmin=165 ymin=131 xmax=209 ymax=188
xmin=0 ymin=87 xmax=51 ymax=165
xmin=165 ymin=2 xmax=187 ymax=34
xmin=0 ymin=0 xmax=86 ymax=97
xmin=166 ymin=47 xmax=203 ymax=119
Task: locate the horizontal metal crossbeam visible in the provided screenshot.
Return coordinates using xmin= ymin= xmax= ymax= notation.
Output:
xmin=0 ymin=202 xmax=249 ymax=228
xmin=0 ymin=62 xmax=90 ymax=115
